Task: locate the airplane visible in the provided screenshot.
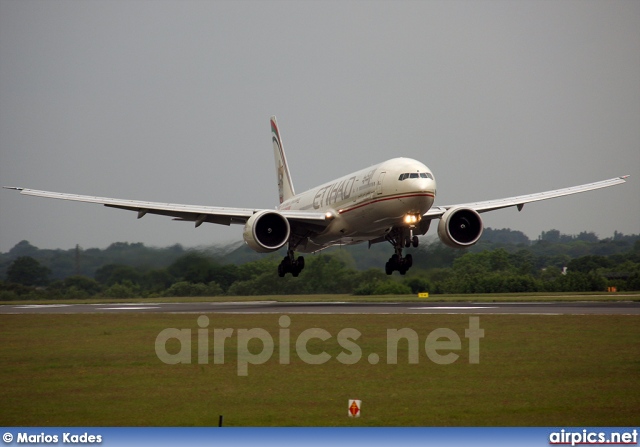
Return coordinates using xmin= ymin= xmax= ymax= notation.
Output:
xmin=5 ymin=116 xmax=629 ymax=277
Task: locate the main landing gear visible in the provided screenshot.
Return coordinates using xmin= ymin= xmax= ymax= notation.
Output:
xmin=385 ymin=228 xmax=419 ymax=275
xmin=278 ymin=249 xmax=305 ymax=277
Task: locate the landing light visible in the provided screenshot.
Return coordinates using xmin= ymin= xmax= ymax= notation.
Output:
xmin=404 ymin=214 xmax=421 ymax=225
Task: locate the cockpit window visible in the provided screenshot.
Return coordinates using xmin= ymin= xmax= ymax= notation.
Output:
xmin=398 ymin=172 xmax=434 ymax=181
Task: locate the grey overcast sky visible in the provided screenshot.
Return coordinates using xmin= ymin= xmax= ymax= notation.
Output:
xmin=1 ymin=0 xmax=639 ymax=253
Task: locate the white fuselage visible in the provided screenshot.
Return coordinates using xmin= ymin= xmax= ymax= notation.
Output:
xmin=277 ymin=157 xmax=436 ymax=252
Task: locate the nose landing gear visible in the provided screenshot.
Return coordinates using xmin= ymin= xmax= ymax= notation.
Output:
xmin=404 ymin=235 xmax=419 ymax=248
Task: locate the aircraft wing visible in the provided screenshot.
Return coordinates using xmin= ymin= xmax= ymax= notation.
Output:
xmin=3 ymin=187 xmax=329 ymax=228
xmin=422 ymin=175 xmax=629 ymax=219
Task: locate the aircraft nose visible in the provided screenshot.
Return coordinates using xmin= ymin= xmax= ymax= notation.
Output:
xmin=420 ymin=178 xmax=436 ymax=192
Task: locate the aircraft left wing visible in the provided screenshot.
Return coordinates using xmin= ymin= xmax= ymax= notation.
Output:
xmin=423 ymin=175 xmax=629 ymax=219
xmin=3 ymin=187 xmax=329 ymax=228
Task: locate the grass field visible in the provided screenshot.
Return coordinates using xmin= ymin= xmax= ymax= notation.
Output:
xmin=1 ymin=311 xmax=638 ymax=426
xmin=3 ymin=291 xmax=640 ymax=305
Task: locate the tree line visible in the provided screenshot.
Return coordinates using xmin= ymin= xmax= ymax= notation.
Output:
xmin=1 ymin=229 xmax=639 ymax=300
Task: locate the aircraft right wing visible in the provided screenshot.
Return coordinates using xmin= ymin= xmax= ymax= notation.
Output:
xmin=422 ymin=175 xmax=629 ymax=219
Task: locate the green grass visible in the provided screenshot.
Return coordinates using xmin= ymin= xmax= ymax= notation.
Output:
xmin=2 ymin=291 xmax=639 ymax=306
xmin=1 ymin=313 xmax=638 ymax=426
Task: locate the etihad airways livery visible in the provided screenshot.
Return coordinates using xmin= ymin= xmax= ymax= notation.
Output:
xmin=5 ymin=117 xmax=629 ymax=277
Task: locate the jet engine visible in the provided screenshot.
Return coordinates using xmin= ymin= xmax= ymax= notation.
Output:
xmin=243 ymin=210 xmax=290 ymax=253
xmin=437 ymin=207 xmax=483 ymax=248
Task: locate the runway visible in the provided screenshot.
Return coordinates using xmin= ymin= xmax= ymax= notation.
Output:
xmin=1 ymin=300 xmax=639 ymax=315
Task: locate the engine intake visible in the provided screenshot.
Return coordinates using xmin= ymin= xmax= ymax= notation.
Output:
xmin=437 ymin=207 xmax=483 ymax=248
xmin=243 ymin=210 xmax=290 ymax=253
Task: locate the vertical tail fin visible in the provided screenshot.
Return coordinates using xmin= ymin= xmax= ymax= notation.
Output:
xmin=271 ymin=116 xmax=295 ymax=204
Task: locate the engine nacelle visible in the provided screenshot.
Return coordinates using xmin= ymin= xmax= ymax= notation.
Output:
xmin=243 ymin=210 xmax=290 ymax=253
xmin=437 ymin=207 xmax=483 ymax=248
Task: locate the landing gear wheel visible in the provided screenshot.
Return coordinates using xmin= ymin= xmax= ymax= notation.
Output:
xmin=384 ymin=229 xmax=415 ymax=275
xmin=405 ymin=254 xmax=413 ymax=268
xmin=277 ymin=252 xmax=306 ymax=277
xmin=397 ymin=254 xmax=412 ymax=275
xmin=291 ymin=256 xmax=304 ymax=277
xmin=385 ymin=261 xmax=393 ymax=275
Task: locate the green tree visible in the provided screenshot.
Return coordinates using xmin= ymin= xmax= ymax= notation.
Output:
xmin=403 ymin=276 xmax=431 ymax=294
xmin=95 ymin=264 xmax=142 ymax=287
xmin=510 ymin=249 xmax=536 ymax=275
xmin=539 ymin=229 xmax=561 ymax=243
xmin=102 ymin=281 xmax=141 ymax=298
xmin=575 ymin=231 xmax=599 ymax=243
xmin=168 ymin=253 xmax=216 ymax=283
xmin=302 ymin=254 xmax=357 ymax=293
xmin=352 ymin=269 xmax=390 ymax=295
xmin=488 ymin=249 xmax=511 ymax=272
xmin=210 ymin=264 xmax=240 ymax=292
xmin=452 ymin=252 xmax=491 ymax=275
xmin=6 ymin=256 xmax=51 ymax=286
xmin=567 ymin=255 xmax=612 ymax=273
xmin=8 ymin=240 xmax=39 ymax=258
xmin=48 ymin=276 xmax=102 ymax=298
xmin=556 ymin=271 xmax=606 ymax=292
xmin=163 ymin=281 xmax=223 ymax=297
xmin=626 ymin=272 xmax=640 ymax=291
xmin=142 ymin=269 xmax=175 ymax=293
xmin=227 ymin=272 xmax=306 ymax=296
xmin=372 ymin=280 xmax=412 ymax=295
xmin=481 ymin=227 xmax=530 ymax=245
